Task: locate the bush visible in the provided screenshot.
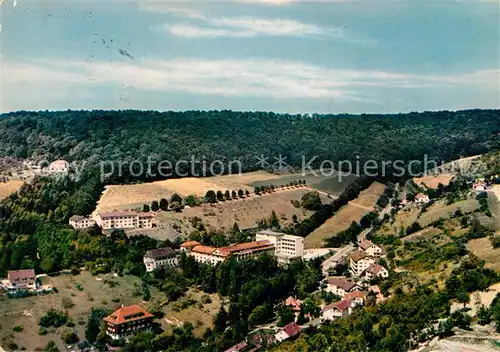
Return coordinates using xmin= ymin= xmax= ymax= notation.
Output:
xmin=12 ymin=325 xmax=23 ymax=332
xmin=61 ymin=330 xmax=79 ymax=344
xmin=39 ymin=309 xmax=68 ymax=328
xmin=62 ymin=297 xmax=75 ymax=309
xmin=39 ymin=327 xmax=48 ymax=335
xmin=492 ymin=236 xmax=500 ymax=248
xmin=201 ymin=294 xmax=212 ymax=304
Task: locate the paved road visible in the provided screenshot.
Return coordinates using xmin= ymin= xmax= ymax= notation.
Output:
xmin=321 ymin=244 xmax=355 ymax=276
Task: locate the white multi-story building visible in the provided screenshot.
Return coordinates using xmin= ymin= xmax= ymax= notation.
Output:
xmin=349 ymin=251 xmax=375 ymax=276
xmin=94 ymin=211 xmax=154 ymax=230
xmin=69 ymin=215 xmax=96 ymax=229
xmin=143 ymin=248 xmax=179 ymax=272
xmin=255 ymin=230 xmax=304 ymax=263
xmin=358 ymin=240 xmax=383 ymax=258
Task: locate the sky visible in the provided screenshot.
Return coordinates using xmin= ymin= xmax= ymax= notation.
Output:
xmin=0 ymin=0 xmax=499 ymax=114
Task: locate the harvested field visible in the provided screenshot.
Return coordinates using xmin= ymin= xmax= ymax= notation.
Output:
xmin=384 ymin=198 xmax=480 ymax=234
xmin=304 ymin=182 xmax=386 ymax=248
xmin=0 ymin=180 xmax=24 ymax=199
xmin=97 ymin=171 xmax=356 ymax=213
xmin=413 ymin=173 xmax=454 ymax=189
xmin=468 ymin=237 xmax=500 ymax=272
xmin=0 ymin=271 xmax=159 ymax=352
xmin=151 ymin=188 xmax=328 ymax=239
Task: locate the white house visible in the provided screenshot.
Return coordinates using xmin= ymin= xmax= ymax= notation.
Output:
xmin=321 ymin=300 xmax=351 ymax=321
xmin=46 ymin=160 xmax=69 ymax=174
xmin=325 ymin=278 xmax=362 ymax=297
xmin=363 ymin=264 xmax=389 ymax=280
xmin=6 ymin=269 xmax=37 ymax=291
xmin=343 ymin=291 xmax=366 ymax=307
xmin=274 ymin=322 xmax=301 ymax=342
xmin=358 ymin=240 xmax=383 ymax=258
xmin=143 ymin=248 xmax=179 ymax=272
xmin=349 ymin=251 xmax=376 ymax=276
xmin=414 ymin=193 xmax=430 ymax=204
xmin=69 ymin=215 xmax=96 ymax=229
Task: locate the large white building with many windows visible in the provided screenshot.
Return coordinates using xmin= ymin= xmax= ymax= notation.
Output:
xmin=255 ymin=230 xmax=304 ymax=263
xmin=69 ymin=215 xmax=96 ymax=229
xmin=94 ymin=211 xmax=154 ymax=230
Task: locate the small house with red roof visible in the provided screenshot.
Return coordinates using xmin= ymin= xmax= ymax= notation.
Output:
xmin=104 ymin=304 xmax=154 ymax=340
xmin=358 ymin=239 xmax=382 ymax=258
xmin=325 ymin=278 xmax=362 ymax=297
xmin=224 ymin=341 xmax=250 ymax=352
xmin=343 ymin=291 xmax=366 ymax=307
xmin=321 ymin=300 xmax=351 ymax=321
xmin=363 ymin=263 xmax=389 ymax=280
xmin=274 ymin=322 xmax=301 ymax=342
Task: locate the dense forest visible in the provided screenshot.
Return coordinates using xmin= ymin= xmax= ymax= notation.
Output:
xmin=0 ymin=109 xmax=498 ymax=182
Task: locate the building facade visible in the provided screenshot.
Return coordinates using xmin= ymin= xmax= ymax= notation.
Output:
xmin=94 ymin=211 xmax=154 ymax=230
xmin=104 ymin=305 xmax=154 ymax=340
xmin=363 ymin=264 xmax=389 ymax=280
xmin=325 ymin=278 xmax=362 ymax=297
xmin=358 ymin=240 xmax=383 ymax=258
xmin=321 ymin=300 xmax=351 ymax=321
xmin=349 ymin=251 xmax=376 ymax=276
xmin=7 ymin=269 xmax=37 ymax=291
xmin=255 ymin=230 xmax=304 ymax=263
xmin=69 ymin=215 xmax=96 ymax=229
xmin=143 ymin=248 xmax=179 ymax=272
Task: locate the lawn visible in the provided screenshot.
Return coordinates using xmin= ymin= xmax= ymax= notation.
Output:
xmin=0 ymin=180 xmax=24 ymax=200
xmin=0 ymin=271 xmax=159 ymax=351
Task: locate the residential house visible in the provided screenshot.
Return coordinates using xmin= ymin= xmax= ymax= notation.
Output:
xmin=325 ymin=278 xmax=362 ymax=297
xmin=285 ymin=296 xmax=302 ymax=313
xmin=46 ymin=160 xmax=69 ymax=174
xmin=358 ymin=240 xmax=382 ymax=258
xmin=274 ymin=322 xmax=301 ymax=342
xmin=143 ymin=248 xmax=179 ymax=272
xmin=321 ymin=300 xmax=351 ymax=321
xmin=224 ymin=341 xmax=250 ymax=352
xmin=94 ymin=211 xmax=154 ymax=230
xmin=349 ymin=251 xmax=375 ymax=276
xmin=363 ymin=264 xmax=389 ymax=280
xmin=104 ymin=304 xmax=154 ymax=340
xmin=69 ymin=215 xmax=96 ymax=229
xmin=473 ymin=181 xmax=487 ymax=192
xmin=6 ymin=269 xmax=37 ymax=291
xmin=343 ymin=291 xmax=366 ymax=307
xmin=414 ymin=193 xmax=430 ymax=204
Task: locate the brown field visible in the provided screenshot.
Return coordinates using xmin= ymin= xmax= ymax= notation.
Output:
xmin=149 ymin=188 xmax=328 ymax=239
xmin=304 ymin=182 xmax=386 ymax=248
xmin=384 ymin=197 xmax=480 ymax=235
xmin=413 ymin=173 xmax=454 ymax=189
xmin=468 ymin=237 xmax=500 ymax=272
xmin=0 ymin=271 xmax=158 ymax=351
xmin=0 ymin=180 xmax=24 ymax=199
xmin=96 ymin=171 xmax=355 ymax=213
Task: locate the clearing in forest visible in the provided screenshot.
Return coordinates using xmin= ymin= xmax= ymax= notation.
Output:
xmin=0 ymin=180 xmax=24 ymax=199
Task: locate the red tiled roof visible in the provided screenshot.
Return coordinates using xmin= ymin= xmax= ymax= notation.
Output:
xmin=224 ymin=240 xmax=272 ymax=253
xmin=138 ymin=213 xmax=154 ymax=218
xmin=98 ymin=211 xmax=139 ymax=218
xmin=359 ymin=240 xmax=374 ymax=251
xmin=104 ymin=304 xmax=153 ymax=325
xmin=224 ymin=341 xmax=248 ymax=352
xmin=343 ymin=291 xmax=366 ymax=301
xmin=415 ymin=193 xmax=428 ymax=199
xmin=365 ymin=263 xmax=386 ymax=275
xmin=285 ymin=296 xmax=301 ymax=311
xmin=350 ymin=250 xmax=369 ymax=262
xmin=8 ymin=269 xmax=35 ymax=282
xmin=334 ymin=300 xmax=351 ymax=312
xmin=180 ymin=240 xmax=201 ymax=248
xmin=192 ymin=245 xmax=217 ymax=255
xmin=49 ymin=160 xmax=68 ymax=169
xmin=326 ymin=278 xmax=357 ymax=291
xmin=282 ymin=322 xmax=301 ymax=337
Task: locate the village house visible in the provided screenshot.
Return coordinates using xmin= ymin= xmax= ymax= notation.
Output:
xmin=414 ymin=193 xmax=430 ymax=204
xmin=143 ymin=248 xmax=179 ymax=272
xmin=69 ymin=215 xmax=96 ymax=229
xmin=325 ymin=278 xmax=362 ymax=297
xmin=94 ymin=211 xmax=154 ymax=230
xmin=104 ymin=304 xmax=154 ymax=340
xmin=224 ymin=341 xmax=251 ymax=352
xmin=349 ymin=251 xmax=375 ymax=276
xmin=321 ymin=300 xmax=351 ymax=321
xmin=255 ymin=230 xmax=304 ymax=263
xmin=184 ymin=240 xmax=274 ymax=266
xmin=363 ymin=263 xmax=390 ymax=280
xmin=343 ymin=291 xmax=366 ymax=307
xmin=473 ymin=181 xmax=487 ymax=192
xmin=6 ymin=269 xmax=37 ymax=291
xmin=284 ymin=296 xmax=302 ymax=319
xmin=46 ymin=159 xmax=69 ymax=174
xmin=358 ymin=239 xmax=382 ymax=258
xmin=274 ymin=322 xmax=301 ymax=342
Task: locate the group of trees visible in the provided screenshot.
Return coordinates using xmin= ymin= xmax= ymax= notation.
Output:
xmin=204 ymin=189 xmax=250 ymax=204
xmin=254 ymin=180 xmax=307 ymax=195
xmin=143 ymin=193 xmax=184 ymax=212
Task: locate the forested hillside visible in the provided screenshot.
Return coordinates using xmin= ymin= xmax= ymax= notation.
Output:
xmin=0 ymin=110 xmax=498 ymax=182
